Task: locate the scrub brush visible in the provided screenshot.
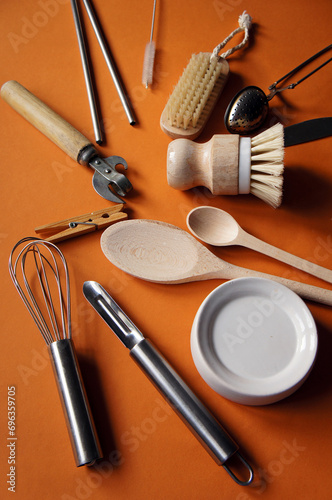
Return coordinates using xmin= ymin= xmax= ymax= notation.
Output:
xmin=167 ymin=123 xmax=284 ymax=208
xmin=160 ymin=11 xmax=252 ymax=140
xmin=142 ymin=0 xmax=157 ymax=88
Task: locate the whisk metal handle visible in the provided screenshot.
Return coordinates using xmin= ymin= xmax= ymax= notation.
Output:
xmin=49 ymin=339 xmax=102 ymax=467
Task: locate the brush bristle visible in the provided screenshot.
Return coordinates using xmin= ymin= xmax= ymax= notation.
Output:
xmin=142 ymin=41 xmax=156 ymax=88
xmin=164 ymin=53 xmax=224 ymax=130
xmin=250 ymin=123 xmax=284 ymax=208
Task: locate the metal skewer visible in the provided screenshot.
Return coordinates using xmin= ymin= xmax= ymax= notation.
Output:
xmin=70 ymin=0 xmax=103 ymax=144
xmin=81 ymin=0 xmax=136 ymax=125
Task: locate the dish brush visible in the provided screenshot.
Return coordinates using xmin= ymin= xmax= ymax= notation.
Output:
xmin=142 ymin=0 xmax=157 ymax=88
xmin=167 ymin=123 xmax=284 ymax=208
xmin=160 ymin=11 xmax=252 ymax=140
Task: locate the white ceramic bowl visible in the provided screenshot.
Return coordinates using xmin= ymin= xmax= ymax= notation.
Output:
xmin=191 ymin=278 xmax=318 ymax=405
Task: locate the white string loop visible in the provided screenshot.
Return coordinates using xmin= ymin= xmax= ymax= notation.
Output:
xmin=211 ymin=11 xmax=252 ymax=61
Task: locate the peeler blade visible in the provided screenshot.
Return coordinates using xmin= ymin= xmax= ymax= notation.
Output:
xmin=83 ymin=281 xmax=144 ymax=349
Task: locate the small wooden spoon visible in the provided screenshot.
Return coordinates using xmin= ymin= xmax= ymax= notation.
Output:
xmin=187 ymin=206 xmax=332 ymax=285
xmin=101 ymin=219 xmax=332 ymax=306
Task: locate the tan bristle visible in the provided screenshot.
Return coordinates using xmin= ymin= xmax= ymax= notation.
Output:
xmin=251 ymin=162 xmax=284 ymax=176
xmin=250 ymin=180 xmax=283 ymax=209
xmin=164 ymin=53 xmax=224 ymax=130
xmin=250 ymin=123 xmax=285 ymax=208
xmin=251 ymin=123 xmax=284 ymax=148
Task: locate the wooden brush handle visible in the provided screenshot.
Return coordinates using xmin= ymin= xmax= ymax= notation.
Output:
xmin=167 ymin=135 xmax=240 ymax=195
xmin=1 ymin=80 xmax=93 ymax=164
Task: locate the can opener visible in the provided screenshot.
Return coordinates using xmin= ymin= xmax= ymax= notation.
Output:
xmin=1 ymin=80 xmax=132 ymax=203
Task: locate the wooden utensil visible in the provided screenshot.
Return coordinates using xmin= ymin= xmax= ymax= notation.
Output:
xmin=100 ymin=219 xmax=332 ymax=306
xmin=187 ymin=206 xmax=332 ymax=284
xmin=1 ymin=80 xmax=132 ymax=203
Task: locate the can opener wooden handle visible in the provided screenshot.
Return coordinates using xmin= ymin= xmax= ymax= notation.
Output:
xmin=1 ymin=80 xmax=132 ymax=203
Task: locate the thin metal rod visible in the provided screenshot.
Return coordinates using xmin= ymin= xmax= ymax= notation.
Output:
xmin=288 ymin=57 xmax=332 ymax=88
xmin=70 ymin=0 xmax=103 ymax=144
xmin=267 ymin=57 xmax=332 ymax=99
xmin=149 ymin=0 xmax=157 ymax=43
xmin=269 ymin=44 xmax=332 ymax=90
xmin=81 ymin=0 xmax=136 ymax=125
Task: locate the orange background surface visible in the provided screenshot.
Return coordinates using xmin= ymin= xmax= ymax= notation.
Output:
xmin=1 ymin=0 xmax=332 ymax=498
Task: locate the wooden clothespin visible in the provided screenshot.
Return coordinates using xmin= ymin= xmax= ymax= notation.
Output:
xmin=35 ymin=204 xmax=127 ymax=243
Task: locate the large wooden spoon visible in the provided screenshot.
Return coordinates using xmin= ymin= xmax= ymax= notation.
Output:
xmin=187 ymin=206 xmax=332 ymax=284
xmin=101 ymin=219 xmax=332 ymax=306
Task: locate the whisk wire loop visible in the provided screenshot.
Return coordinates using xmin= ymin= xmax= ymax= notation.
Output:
xmin=21 ymin=249 xmax=54 ymax=344
xmin=9 ymin=238 xmax=72 ymax=345
xmin=32 ymin=245 xmax=63 ymax=341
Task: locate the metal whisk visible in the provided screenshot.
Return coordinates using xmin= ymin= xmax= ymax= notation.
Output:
xmin=9 ymin=238 xmax=102 ymax=467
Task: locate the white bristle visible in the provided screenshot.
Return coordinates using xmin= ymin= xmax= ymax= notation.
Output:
xmin=250 ymin=123 xmax=284 ymax=208
xmin=142 ymin=41 xmax=156 ymax=88
xmin=251 ymin=123 xmax=284 ymax=148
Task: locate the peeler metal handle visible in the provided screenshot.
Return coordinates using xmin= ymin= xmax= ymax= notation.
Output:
xmin=48 ymin=339 xmax=102 ymax=467
xmin=130 ymin=339 xmax=239 ymax=464
xmin=83 ymin=281 xmax=253 ymax=485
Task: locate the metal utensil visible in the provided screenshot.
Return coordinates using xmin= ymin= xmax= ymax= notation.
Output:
xmin=187 ymin=206 xmax=332 ymax=283
xmin=70 ymin=0 xmax=136 ymax=143
xmin=225 ymin=44 xmax=332 ymax=134
xmin=100 ymin=219 xmax=332 ymax=306
xmin=1 ymin=80 xmax=132 ymax=203
xmin=83 ymin=280 xmax=254 ymax=486
xmin=70 ymin=0 xmax=103 ymax=144
xmin=9 ymin=238 xmax=102 ymax=467
xmin=81 ymin=0 xmax=136 ymax=126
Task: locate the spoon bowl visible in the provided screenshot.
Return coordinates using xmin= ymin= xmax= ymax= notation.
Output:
xmin=187 ymin=206 xmax=241 ymax=246
xmin=100 ymin=218 xmax=332 ymax=305
xmin=187 ymin=206 xmax=332 ymax=285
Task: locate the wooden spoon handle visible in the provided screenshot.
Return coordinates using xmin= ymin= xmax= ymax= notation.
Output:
xmin=241 ymin=231 xmax=332 ymax=284
xmin=1 ymin=80 xmax=92 ymax=163
xmin=223 ymin=264 xmax=332 ymax=306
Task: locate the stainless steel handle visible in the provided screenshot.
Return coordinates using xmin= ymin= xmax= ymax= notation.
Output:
xmin=130 ymin=338 xmax=238 ymax=464
xmin=48 ymin=339 xmax=102 ymax=467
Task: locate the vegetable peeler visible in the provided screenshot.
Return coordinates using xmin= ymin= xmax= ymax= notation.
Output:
xmin=0 ymin=80 xmax=132 ymax=203
xmin=83 ymin=281 xmax=254 ymax=486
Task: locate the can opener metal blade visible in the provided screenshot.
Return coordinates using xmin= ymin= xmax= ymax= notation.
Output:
xmin=1 ymin=80 xmax=132 ymax=203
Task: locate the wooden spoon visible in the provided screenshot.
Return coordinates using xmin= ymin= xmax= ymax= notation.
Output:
xmin=101 ymin=219 xmax=332 ymax=306
xmin=187 ymin=206 xmax=332 ymax=284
